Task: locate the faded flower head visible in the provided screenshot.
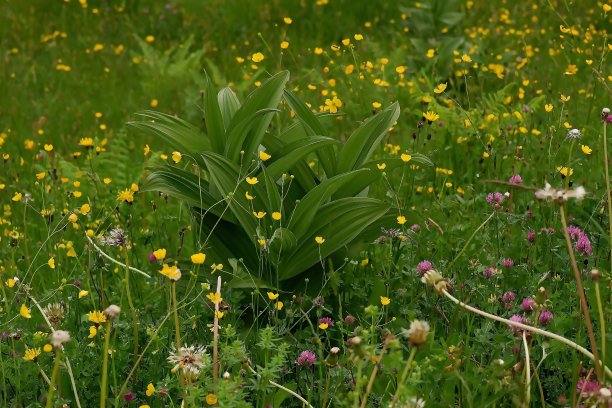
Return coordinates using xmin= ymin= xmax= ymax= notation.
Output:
xmin=103 ymin=304 xmax=121 ymax=320
xmin=297 ymin=350 xmax=316 ymax=367
xmin=50 ymin=330 xmax=71 ymax=348
xmin=168 ymin=345 xmax=208 ymax=381
xmin=100 ymin=228 xmax=128 ymax=247
xmin=535 ymin=182 xmax=586 ymax=203
xmin=566 ymin=128 xmax=581 ymax=140
xmin=43 ymin=303 xmax=65 ymax=329
xmin=403 ymin=320 xmax=430 ymax=347
xmin=421 ymin=269 xmax=450 ymax=295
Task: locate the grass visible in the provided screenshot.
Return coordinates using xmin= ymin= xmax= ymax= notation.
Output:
xmin=0 ymin=0 xmax=611 ymax=407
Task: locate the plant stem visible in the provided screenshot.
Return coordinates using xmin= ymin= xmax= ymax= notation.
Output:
xmin=45 ymin=349 xmax=62 ymax=408
xmin=594 ymin=281 xmax=606 ymax=383
xmin=322 ymin=368 xmax=331 ymax=408
xmin=123 ymin=249 xmax=139 ymax=365
xmin=559 ymin=206 xmax=602 ymax=381
xmin=390 ymin=347 xmax=417 ymax=406
xmin=100 ymin=320 xmax=112 ymax=408
xmin=171 ymin=282 xmax=187 ymax=405
xmin=603 ymin=121 xmax=612 ymax=275
xmin=522 ymin=332 xmax=531 ymax=407
xmin=213 ymin=275 xmax=222 ymax=391
xmin=360 ymin=342 xmax=388 ymax=408
xmin=440 ymin=289 xmax=612 ymax=378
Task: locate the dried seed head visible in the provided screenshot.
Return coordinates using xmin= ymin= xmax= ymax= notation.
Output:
xmin=50 ymin=330 xmax=71 ymax=348
xmin=104 ymin=305 xmax=121 ymax=320
xmin=404 ymin=320 xmax=430 ymax=347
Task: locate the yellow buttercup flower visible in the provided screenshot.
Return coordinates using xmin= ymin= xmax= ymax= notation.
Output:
xmin=117 ymin=189 xmax=134 ymax=203
xmin=172 ymin=151 xmax=182 ymax=163
xmin=276 ymin=301 xmax=284 ymax=310
xmin=191 ymin=253 xmax=206 ymax=264
xmin=433 ymin=83 xmax=447 ymax=94
xmin=43 ymin=344 xmax=53 ymax=352
xmin=315 ymin=236 xmax=325 ymax=245
xmin=252 ymin=52 xmax=265 ymax=63
xmin=581 ymin=145 xmax=592 ymax=155
xmin=153 ymin=248 xmax=166 ymax=260
xmin=12 ymin=193 xmax=22 ymax=202
xmin=380 ymin=296 xmax=391 ymax=306
xmin=44 ymin=144 xmax=54 ymax=152
xmin=319 ymin=323 xmax=329 ymax=330
xmin=267 ymin=292 xmax=279 ymax=300
xmin=146 ymin=383 xmax=155 ymax=397
xmin=88 ymin=325 xmax=97 ymax=338
xmin=401 ymin=154 xmax=412 ymax=163
xmin=207 ymin=292 xmax=223 ymax=304
xmin=246 ymin=177 xmax=258 ymax=185
xmin=80 ymin=203 xmax=91 ymax=214
xmin=544 ymin=104 xmax=553 ymax=112
xmin=557 ymin=166 xmax=573 ymax=177
xmin=20 ymin=304 xmax=31 ymax=319
xmin=79 ymin=137 xmax=94 ymax=147
xmin=397 ymin=215 xmax=406 ymax=225
xmin=245 ymin=192 xmax=254 ymax=200
xmin=78 ymin=290 xmax=89 ymax=299
xmin=159 ymin=264 xmax=181 ymax=281
xmin=259 ymin=151 xmax=271 ymax=161
xmin=206 ymin=394 xmax=218 ymax=405
xmin=272 ymin=212 xmax=282 ymax=221
xmin=253 ymin=211 xmax=266 ymax=219
xmin=48 ymin=257 xmax=55 ymax=269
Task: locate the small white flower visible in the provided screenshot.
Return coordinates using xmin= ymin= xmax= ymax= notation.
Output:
xmin=566 ymin=128 xmax=581 ymax=140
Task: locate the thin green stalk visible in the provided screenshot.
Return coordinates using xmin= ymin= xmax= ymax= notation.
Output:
xmin=594 ymin=281 xmax=606 ymax=383
xmin=522 ymin=332 xmax=531 ymax=407
xmin=390 ymin=347 xmax=417 ymax=406
xmin=171 ymin=281 xmax=188 ymax=405
xmin=45 ymin=349 xmax=62 ymax=408
xmin=448 ymin=212 xmax=495 ymax=270
xmin=602 ymin=121 xmax=612 ymax=275
xmin=559 ymin=206 xmax=602 ymax=382
xmin=360 ymin=342 xmax=388 ymax=408
xmin=123 ymin=250 xmax=139 ymax=363
xmin=100 ymin=320 xmax=112 ymax=408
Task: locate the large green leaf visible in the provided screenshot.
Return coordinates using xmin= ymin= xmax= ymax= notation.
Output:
xmin=336 ymin=102 xmax=400 ymax=173
xmin=288 ymin=169 xmax=370 ymax=239
xmin=280 ymin=197 xmax=389 ymax=280
xmin=143 ymin=166 xmax=230 ymax=220
xmin=217 ymin=87 xmax=241 ymax=129
xmin=263 ymin=136 xmax=338 ymax=181
xmin=128 ymin=111 xmax=207 ymax=161
xmin=224 ymin=71 xmax=289 ymax=163
xmin=203 ymin=74 xmax=226 ymax=154
xmin=283 ymin=89 xmax=337 ymax=177
xmin=201 ymin=152 xmax=270 ymax=241
xmin=224 ymin=108 xmax=280 ymax=163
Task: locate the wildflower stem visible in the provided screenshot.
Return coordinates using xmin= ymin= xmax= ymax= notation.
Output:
xmin=522 ymin=332 xmax=531 ymax=407
xmin=603 ymin=121 xmax=612 ymax=275
xmin=100 ymin=320 xmax=112 ymax=408
xmin=360 ymin=341 xmax=389 ymax=408
xmin=123 ymin=250 xmax=139 ymax=365
xmin=213 ymin=275 xmax=221 ymax=391
xmin=45 ymin=349 xmax=62 ymax=408
xmin=170 ymin=282 xmax=187 ymax=405
xmin=390 ymin=347 xmax=417 ymax=407
xmin=559 ymin=206 xmax=602 ymax=382
xmin=448 ymin=211 xmax=495 ymax=270
xmin=594 ymin=281 xmax=606 ymax=383
xmin=440 ymin=289 xmax=612 ymax=378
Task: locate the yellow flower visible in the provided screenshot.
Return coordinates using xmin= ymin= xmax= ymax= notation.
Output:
xmin=380 ymin=296 xmax=391 ymax=306
xmin=6 ymin=278 xmax=16 ymax=288
xmin=259 ymin=151 xmax=271 ymax=161
xmin=159 ymin=264 xmax=181 ymax=281
xmin=401 ymin=154 xmax=412 ymax=163
xmin=150 ymin=99 xmax=158 ymax=108
xmin=267 ymin=292 xmax=279 ymax=300
xmin=153 ymin=248 xmax=167 ymax=260
xmin=12 ymin=193 xmax=22 ymax=202
xmin=172 ymin=151 xmax=182 ymax=163
xmin=245 ymin=192 xmax=254 ymax=200
xmin=433 ymin=83 xmax=447 ymax=94
xmin=354 ymin=33 xmax=364 ymax=41
xmin=544 ymin=104 xmax=553 ymax=112
xmin=283 ymin=17 xmax=292 ymax=24
xmin=206 ymin=394 xmax=218 ymax=405
xmin=80 ymin=203 xmax=91 ymax=214
xmin=88 ymin=310 xmax=107 ymax=324
xmin=246 ymin=177 xmax=258 ymax=185
xmin=280 ymin=41 xmax=289 ymax=49
xmin=146 ymin=383 xmax=156 ymax=397
xmin=211 ymin=263 xmax=223 ymax=273
xmin=140 ymin=406 xmax=151 ymax=408
xmin=377 ymin=163 xmax=386 ymax=170
xmin=79 ymin=138 xmax=94 ymax=147
xmin=581 ymin=145 xmax=592 ymax=155
xmin=130 ymin=183 xmax=139 ymax=192
xmin=43 ymin=344 xmax=53 ymax=352
xmin=276 ymin=301 xmax=284 ymax=310
xmin=272 ymin=212 xmax=282 ymax=221
xmin=315 ymin=236 xmax=325 ymax=245
xmin=36 ymin=172 xmax=46 ymax=180
xmin=68 ymin=213 xmax=78 ymax=223
xmin=44 ymin=144 xmax=54 ymax=152
xmin=461 ymin=54 xmax=472 ymax=63
xmin=564 ymin=64 xmax=578 ymax=75
xmin=48 ymin=257 xmax=55 ymax=269
xmin=207 ymin=292 xmax=223 ymax=304
xmin=557 ymin=166 xmax=574 ymax=177
xmin=215 ymin=310 xmax=224 ymax=319
xmin=103 ymin=178 xmax=112 ymax=184
xmin=397 ymin=215 xmax=406 ymax=225
xmin=314 ymin=47 xmax=323 ymax=55
xmin=426 ymin=48 xmax=436 ymax=58
xmin=423 ymin=111 xmax=440 ymax=123
xmin=604 ymin=4 xmax=611 ymax=12
xmin=145 ymin=35 xmax=155 ymax=43
xmin=88 ymin=325 xmax=97 ymax=338
xmin=20 ymin=304 xmax=31 ymax=319
xmin=253 ymin=211 xmax=266 ymax=219
xmin=561 ymin=94 xmax=571 ymax=103
xmin=144 ymin=144 xmax=150 ymax=156
xmin=191 ymin=253 xmax=206 ymax=264
xmin=372 ymin=101 xmax=382 ymax=109
xmin=23 ymin=348 xmax=41 ymax=362
xmin=252 ymin=52 xmax=265 ymax=63
xmin=117 ymin=189 xmax=134 ymax=203
xmin=78 ymin=290 xmax=89 ymax=299
xmin=319 ymin=323 xmax=329 ymax=330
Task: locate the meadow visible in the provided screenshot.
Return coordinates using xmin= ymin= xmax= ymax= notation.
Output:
xmin=0 ymin=0 xmax=611 ymax=407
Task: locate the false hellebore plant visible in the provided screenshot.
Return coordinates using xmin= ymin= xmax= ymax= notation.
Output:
xmin=129 ymin=71 xmax=431 ymax=289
